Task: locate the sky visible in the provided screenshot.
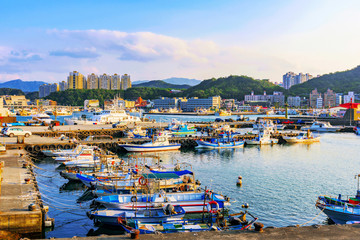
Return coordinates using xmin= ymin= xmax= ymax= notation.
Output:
xmin=1 ymin=0 xmax=360 ymax=83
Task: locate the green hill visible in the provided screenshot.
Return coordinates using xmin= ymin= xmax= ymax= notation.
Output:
xmin=133 ymin=80 xmax=191 ymax=89
xmin=182 ymin=75 xmax=285 ymax=99
xmin=289 ymin=66 xmax=360 ymax=96
xmin=0 ymin=88 xmax=25 ymax=95
xmin=45 ymin=88 xmax=176 ymax=106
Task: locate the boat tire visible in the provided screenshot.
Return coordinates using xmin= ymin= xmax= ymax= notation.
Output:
xmin=42 ymin=145 xmax=49 ymax=150
xmin=49 ymin=144 xmax=56 ymax=150
xmin=57 ymin=144 xmax=63 ymax=150
xmin=25 ymin=146 xmax=33 ymax=152
xmin=64 ymin=144 xmax=71 ymax=150
xmin=106 ymin=143 xmax=112 ymax=148
xmin=33 ymin=145 xmax=41 ymax=152
xmin=86 ymin=211 xmax=94 ymax=220
xmin=131 ymin=196 xmax=137 ymax=202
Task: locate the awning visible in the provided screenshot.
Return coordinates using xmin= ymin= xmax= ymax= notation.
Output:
xmin=150 ymin=170 xmax=193 ymax=176
xmin=339 ymin=103 xmax=360 ymax=109
xmin=142 ymin=172 xmax=180 ymax=179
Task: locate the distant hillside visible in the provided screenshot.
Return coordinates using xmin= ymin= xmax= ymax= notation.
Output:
xmin=162 ymin=77 xmax=201 ymax=86
xmin=134 ymin=77 xmax=201 ymax=86
xmin=133 ymin=80 xmax=191 ymax=89
xmin=182 ymin=75 xmax=285 ymax=99
xmin=289 ymin=66 xmax=360 ymax=96
xmin=0 ymin=79 xmax=47 ymax=92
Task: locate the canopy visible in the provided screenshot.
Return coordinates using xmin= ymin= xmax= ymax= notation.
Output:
xmin=142 ymin=172 xmax=180 ymax=179
xmin=339 ymin=103 xmax=360 ymax=109
xmin=150 ymin=169 xmax=193 ymax=176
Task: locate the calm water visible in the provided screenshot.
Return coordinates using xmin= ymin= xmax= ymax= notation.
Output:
xmin=30 ymin=114 xmax=360 ymax=238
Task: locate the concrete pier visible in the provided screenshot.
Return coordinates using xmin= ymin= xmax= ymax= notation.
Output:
xmin=0 ymin=149 xmax=43 ymax=239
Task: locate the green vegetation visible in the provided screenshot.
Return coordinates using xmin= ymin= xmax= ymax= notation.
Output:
xmin=45 ymin=88 xmax=176 ymax=106
xmin=133 ymin=80 xmax=191 ymax=89
xmin=182 ymin=75 xmax=285 ymax=99
xmin=289 ymin=66 xmax=360 ymax=96
xmin=0 ymin=88 xmax=25 ymax=95
xmin=25 ymin=91 xmax=39 ymax=101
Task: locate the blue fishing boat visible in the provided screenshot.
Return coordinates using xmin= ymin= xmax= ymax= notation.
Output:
xmin=117 ymin=211 xmax=258 ymax=234
xmin=170 ymin=124 xmax=197 ymax=136
xmin=196 ymin=137 xmax=244 ymax=149
xmin=87 ymin=205 xmax=186 ymax=225
xmin=120 ymin=133 xmax=181 ymax=152
xmin=94 ymin=191 xmax=230 ymax=214
xmin=316 ymin=174 xmax=360 ymax=224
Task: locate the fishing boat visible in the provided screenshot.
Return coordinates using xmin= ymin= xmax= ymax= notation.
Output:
xmin=118 ymin=211 xmax=258 ymax=234
xmin=302 ymin=121 xmax=342 ymax=132
xmin=120 ymin=133 xmax=181 ymax=152
xmin=315 ymin=174 xmax=360 ymax=224
xmin=170 ymin=124 xmax=197 ymax=136
xmin=126 ymin=127 xmax=148 ymax=138
xmin=94 ymin=190 xmax=230 ymax=214
xmin=65 ymin=109 xmax=141 ymax=125
xmin=283 ymin=130 xmax=320 ymax=143
xmin=245 ymin=126 xmax=278 ymax=145
xmin=42 ymin=144 xmax=95 ymax=157
xmin=55 ymin=147 xmax=96 ymax=163
xmin=87 ymin=205 xmax=186 ymax=225
xmin=196 ymin=137 xmax=244 ymax=149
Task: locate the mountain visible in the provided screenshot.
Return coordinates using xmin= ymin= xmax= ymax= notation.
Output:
xmin=133 ymin=80 xmax=191 ymax=89
xmin=182 ymin=75 xmax=285 ymax=99
xmin=162 ymin=77 xmax=201 ymax=86
xmin=0 ymin=88 xmax=25 ymax=96
xmin=133 ymin=77 xmax=201 ymax=86
xmin=289 ymin=66 xmax=360 ymax=96
xmin=0 ymin=79 xmax=48 ymax=92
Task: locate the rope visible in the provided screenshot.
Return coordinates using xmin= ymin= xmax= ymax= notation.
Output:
xmin=296 ymin=205 xmax=325 ymax=227
xmin=37 ymin=185 xmax=83 ymax=202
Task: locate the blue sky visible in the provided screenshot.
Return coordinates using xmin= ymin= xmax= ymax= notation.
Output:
xmin=1 ymin=0 xmax=360 ymax=83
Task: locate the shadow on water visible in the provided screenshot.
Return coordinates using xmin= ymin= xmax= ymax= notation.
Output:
xmin=60 ymin=181 xmax=87 ymax=192
xmin=87 ymin=226 xmax=125 ymax=236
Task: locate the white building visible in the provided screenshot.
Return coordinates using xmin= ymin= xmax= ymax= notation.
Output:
xmin=316 ymin=96 xmax=323 ymax=109
xmin=343 ymin=92 xmax=355 ymax=103
xmin=283 ymin=72 xmax=313 ymax=89
xmin=39 ymin=83 xmax=59 ymax=98
xmin=336 ymin=94 xmax=342 ymax=106
xmin=287 ymin=96 xmax=301 ymax=107
xmin=180 ymin=96 xmax=221 ymax=111
xmin=153 ymin=97 xmax=181 ymax=109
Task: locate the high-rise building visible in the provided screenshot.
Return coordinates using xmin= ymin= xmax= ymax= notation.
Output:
xmin=67 ymin=71 xmax=85 ymax=89
xmin=283 ymin=72 xmax=296 ymax=89
xmin=59 ymin=81 xmax=67 ymax=91
xmin=111 ymin=74 xmax=121 ymax=90
xmin=336 ymin=93 xmax=342 ymax=106
xmin=316 ymin=96 xmax=323 ymax=109
xmin=283 ymin=72 xmax=313 ymax=89
xmin=309 ymin=89 xmax=321 ymax=108
xmin=121 ymin=74 xmax=131 ymax=90
xmin=99 ymin=73 xmax=111 ymax=89
xmin=87 ymin=73 xmax=99 ymax=89
xmin=38 ymin=83 xmax=59 ymax=98
xmin=323 ymin=89 xmax=337 ymax=107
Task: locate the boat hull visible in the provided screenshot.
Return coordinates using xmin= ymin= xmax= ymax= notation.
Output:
xmin=245 ymin=139 xmax=278 ymax=145
xmin=283 ymin=136 xmax=320 ymax=143
xmin=317 ymin=204 xmax=360 ymax=224
xmin=120 ymin=144 xmax=181 ymax=152
xmin=195 ymin=140 xmax=244 ymax=149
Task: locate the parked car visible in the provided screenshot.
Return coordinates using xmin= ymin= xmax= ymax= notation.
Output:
xmin=282 ymin=120 xmax=294 ymax=124
xmin=215 ymin=118 xmax=225 ymax=122
xmin=3 ymin=128 xmax=32 ymax=137
xmin=225 ymin=118 xmax=235 ymax=122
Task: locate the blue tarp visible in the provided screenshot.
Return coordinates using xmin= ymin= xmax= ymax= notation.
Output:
xmin=150 ymin=169 xmax=193 ymax=176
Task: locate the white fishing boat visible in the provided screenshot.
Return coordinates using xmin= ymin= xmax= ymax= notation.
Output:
xmin=283 ymin=130 xmax=320 ymax=143
xmin=55 ymin=147 xmax=96 ymax=163
xmin=30 ymin=113 xmax=53 ymax=125
xmin=302 ymin=121 xmax=342 ymax=132
xmin=64 ymin=109 xmax=141 ymax=125
xmin=120 ymin=133 xmax=181 ymax=152
xmin=246 ymin=126 xmax=278 ymax=145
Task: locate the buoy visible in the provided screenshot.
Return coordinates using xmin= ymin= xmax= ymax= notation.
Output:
xmin=236 ymin=176 xmax=242 ymax=186
xmin=44 ymin=217 xmax=55 ymax=228
xmin=242 ymin=203 xmax=249 ymax=208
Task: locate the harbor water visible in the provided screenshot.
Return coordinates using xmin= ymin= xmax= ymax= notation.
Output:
xmin=33 ymin=122 xmax=360 ymax=238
